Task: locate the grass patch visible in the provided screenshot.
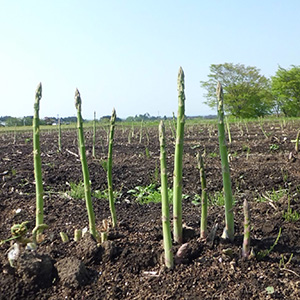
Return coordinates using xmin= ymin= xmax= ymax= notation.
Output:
xmin=127 ymin=183 xmax=189 ymax=204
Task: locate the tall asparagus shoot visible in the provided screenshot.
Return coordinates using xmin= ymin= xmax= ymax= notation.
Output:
xmin=242 ymin=199 xmax=250 ymax=258
xmin=107 ymin=108 xmax=117 ymax=227
xmin=217 ymin=82 xmax=234 ymax=241
xmin=58 ymin=117 xmax=62 ymax=152
xmin=33 ymin=83 xmax=45 ymax=233
xmin=75 ymin=89 xmax=97 ymax=239
xmin=92 ymin=111 xmax=96 ymax=158
xmin=159 ymin=121 xmax=173 ymax=268
xmin=173 ymin=67 xmax=185 ymax=244
xmin=197 ymin=152 xmax=208 ymax=239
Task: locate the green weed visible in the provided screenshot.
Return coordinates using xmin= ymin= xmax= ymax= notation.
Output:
xmin=208 ymin=152 xmax=218 ymax=158
xmin=127 ymin=183 xmax=188 ymax=204
xmin=257 ymin=188 xmax=287 ymax=202
xmin=283 ymin=196 xmax=300 ymax=222
xmin=67 ymin=181 xmax=85 ymax=199
xmin=270 ymin=144 xmax=279 ymax=151
xmin=256 ymin=228 xmax=282 ymax=260
xmin=93 ymin=189 xmax=122 ymax=202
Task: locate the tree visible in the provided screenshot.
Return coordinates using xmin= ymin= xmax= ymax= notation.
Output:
xmin=200 ymin=63 xmax=273 ymax=118
xmin=271 ymin=65 xmax=300 ymax=117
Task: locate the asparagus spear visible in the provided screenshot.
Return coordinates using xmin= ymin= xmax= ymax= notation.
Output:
xmin=92 ymin=111 xmax=96 ymax=158
xmin=173 ymin=67 xmax=186 ymax=244
xmin=75 ymin=89 xmax=97 ymax=239
xmin=107 ymin=108 xmax=117 ymax=227
xmin=217 ymin=82 xmax=234 ymax=241
xmin=33 ymin=83 xmax=45 ymax=233
xmin=159 ymin=121 xmax=173 ymax=268
xmin=242 ymin=199 xmax=250 ymax=258
xmin=197 ymin=152 xmax=208 ymax=239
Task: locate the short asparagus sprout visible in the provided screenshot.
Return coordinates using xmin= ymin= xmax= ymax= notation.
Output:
xmin=173 ymin=66 xmax=186 ymax=244
xmin=242 ymin=199 xmax=250 ymax=258
xmin=75 ymin=89 xmax=97 ymax=239
xmin=107 ymin=108 xmax=117 ymax=227
xmin=197 ymin=152 xmax=208 ymax=240
xmin=101 ymin=232 xmax=108 ymax=243
xmin=100 ymin=219 xmax=109 ymax=243
xmin=159 ymin=121 xmax=174 ymax=269
xmin=295 ymin=130 xmax=300 ymax=152
xmin=33 ymin=83 xmax=45 ymax=235
xmin=217 ymin=82 xmax=234 ymax=241
xmin=60 ymin=232 xmax=69 ymax=243
xmin=74 ymin=229 xmax=82 ymax=242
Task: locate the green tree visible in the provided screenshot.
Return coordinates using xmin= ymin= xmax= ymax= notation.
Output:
xmin=201 ymin=63 xmax=273 ymax=118
xmin=5 ymin=117 xmax=23 ymax=127
xmin=271 ymin=65 xmax=300 ymax=117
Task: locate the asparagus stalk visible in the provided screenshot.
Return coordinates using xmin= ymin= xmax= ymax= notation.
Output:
xmin=216 ymin=82 xmax=234 ymax=241
xmin=295 ymin=130 xmax=300 ymax=152
xmin=33 ymin=83 xmax=45 ymax=233
xmin=197 ymin=152 xmax=208 ymax=239
xmin=139 ymin=120 xmax=143 ymax=144
xmin=225 ymin=117 xmax=232 ymax=145
xmin=107 ymin=108 xmax=117 ymax=227
xmin=173 ymin=67 xmax=185 ymax=244
xmin=159 ymin=121 xmax=173 ymax=268
xmin=74 ymin=229 xmax=82 ymax=242
xmin=242 ymin=199 xmax=250 ymax=258
xmin=58 ymin=117 xmax=62 ymax=152
xmin=92 ymin=111 xmax=96 ymax=158
xmin=60 ymin=232 xmax=69 ymax=243
xmin=75 ymin=89 xmax=97 ymax=239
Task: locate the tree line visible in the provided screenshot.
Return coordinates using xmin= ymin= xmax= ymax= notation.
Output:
xmin=200 ymin=63 xmax=300 ymax=118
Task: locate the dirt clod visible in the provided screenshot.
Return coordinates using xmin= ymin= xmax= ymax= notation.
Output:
xmin=16 ymin=251 xmax=54 ymax=289
xmin=55 ymin=256 xmax=90 ymax=288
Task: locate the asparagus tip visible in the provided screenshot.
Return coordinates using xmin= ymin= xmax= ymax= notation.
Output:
xmin=75 ymin=88 xmax=81 ymax=109
xmin=35 ymin=82 xmax=42 ymax=101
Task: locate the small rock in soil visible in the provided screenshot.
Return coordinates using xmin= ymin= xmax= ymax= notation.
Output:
xmin=175 ymin=240 xmax=203 ymax=264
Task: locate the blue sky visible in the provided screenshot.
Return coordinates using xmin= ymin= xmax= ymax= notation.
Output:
xmin=0 ymin=1 xmax=299 ymax=119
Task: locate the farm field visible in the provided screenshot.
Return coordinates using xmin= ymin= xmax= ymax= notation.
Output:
xmin=1 ymin=119 xmax=300 ymax=299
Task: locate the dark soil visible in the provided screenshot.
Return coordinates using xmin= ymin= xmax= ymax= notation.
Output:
xmin=1 ymin=120 xmax=300 ymax=299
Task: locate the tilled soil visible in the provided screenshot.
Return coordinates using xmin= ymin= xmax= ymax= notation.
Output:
xmin=1 ymin=120 xmax=300 ymax=299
